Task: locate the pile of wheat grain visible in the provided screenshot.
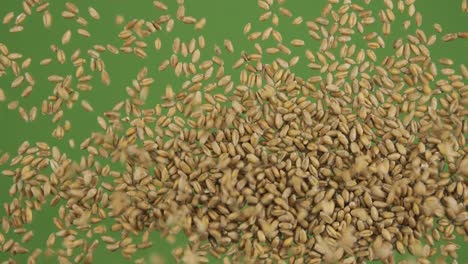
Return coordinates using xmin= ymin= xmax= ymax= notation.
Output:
xmin=0 ymin=0 xmax=467 ymax=263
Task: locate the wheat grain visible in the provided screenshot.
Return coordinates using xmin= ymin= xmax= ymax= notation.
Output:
xmin=88 ymin=7 xmax=100 ymax=20
xmin=77 ymin=28 xmax=91 ymax=37
xmin=81 ymin=100 xmax=93 ymax=112
xmin=61 ymin=30 xmax=72 ymax=45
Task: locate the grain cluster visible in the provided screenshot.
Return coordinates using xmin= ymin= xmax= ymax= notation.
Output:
xmin=0 ymin=0 xmax=467 ymax=264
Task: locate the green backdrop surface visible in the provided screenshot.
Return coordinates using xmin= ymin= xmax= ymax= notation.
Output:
xmin=0 ymin=0 xmax=466 ymax=263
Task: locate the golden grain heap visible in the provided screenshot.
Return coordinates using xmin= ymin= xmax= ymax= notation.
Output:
xmin=0 ymin=0 xmax=467 ymax=263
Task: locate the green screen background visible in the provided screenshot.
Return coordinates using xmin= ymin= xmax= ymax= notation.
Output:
xmin=0 ymin=0 xmax=466 ymax=263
